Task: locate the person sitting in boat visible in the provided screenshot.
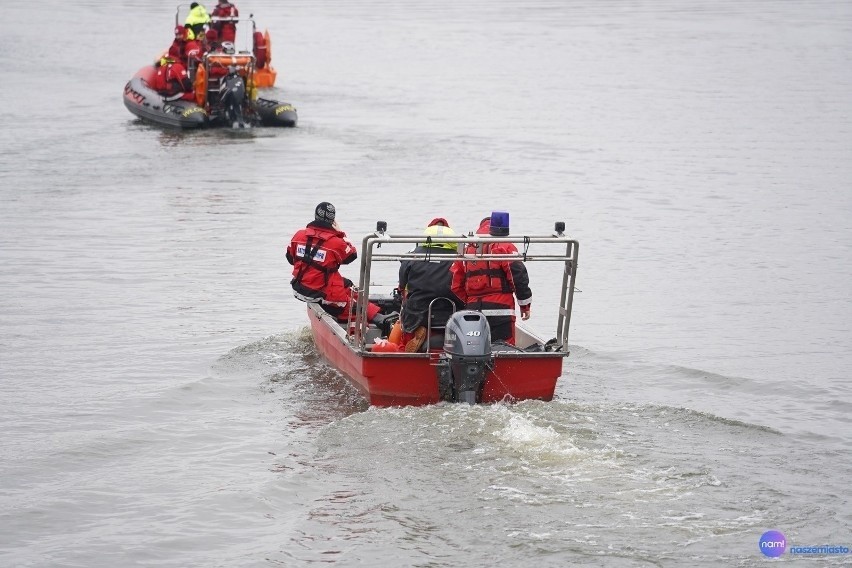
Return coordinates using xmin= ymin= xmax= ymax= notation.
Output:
xmin=184 ymin=30 xmax=206 ymax=70
xmin=185 ymin=2 xmax=212 ymax=39
xmin=204 ymin=28 xmax=221 ymax=52
xmin=211 ymin=0 xmax=239 ymax=43
xmin=167 ymin=25 xmax=188 ymax=60
xmin=286 ymin=202 xmax=398 ymax=333
xmin=183 ymin=27 xmax=205 ymax=71
xmin=152 ymin=56 xmax=194 ymax=101
xmin=450 ymin=212 xmax=532 ymax=345
xmin=397 ymin=218 xmax=463 ymax=352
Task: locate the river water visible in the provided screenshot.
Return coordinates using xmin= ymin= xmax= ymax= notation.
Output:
xmin=1 ymin=0 xmax=850 ymax=566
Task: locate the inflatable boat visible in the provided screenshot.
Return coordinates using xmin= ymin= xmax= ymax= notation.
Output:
xmin=123 ymin=60 xmax=297 ymax=129
xmin=123 ymin=8 xmax=295 ymax=129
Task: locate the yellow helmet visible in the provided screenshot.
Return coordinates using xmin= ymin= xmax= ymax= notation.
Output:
xmin=421 ymin=224 xmax=457 ymax=250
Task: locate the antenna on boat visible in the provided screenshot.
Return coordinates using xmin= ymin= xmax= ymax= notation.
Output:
xmin=554 ymin=221 xmax=565 ymax=237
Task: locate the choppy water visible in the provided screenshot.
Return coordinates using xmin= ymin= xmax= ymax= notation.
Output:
xmin=1 ymin=0 xmax=851 ymax=566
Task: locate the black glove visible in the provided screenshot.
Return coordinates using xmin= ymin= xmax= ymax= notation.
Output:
xmin=343 ymin=277 xmax=353 ymax=288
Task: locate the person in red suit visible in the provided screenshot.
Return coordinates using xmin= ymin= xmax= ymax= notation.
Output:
xmin=167 ymin=25 xmax=187 ymax=60
xmin=286 ymin=202 xmax=397 ymax=331
xmin=450 ymin=212 xmax=532 ymax=345
xmin=152 ymin=57 xmax=194 ymax=101
xmin=184 ymin=32 xmax=204 ymax=69
xmin=211 ymin=0 xmax=239 ymax=43
xmin=205 ymin=28 xmax=220 ymax=51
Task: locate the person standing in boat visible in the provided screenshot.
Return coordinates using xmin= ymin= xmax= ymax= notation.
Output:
xmin=185 ymin=2 xmax=212 ymax=39
xmin=450 ymin=212 xmax=532 ymax=345
xmin=397 ymin=218 xmax=462 ymax=352
xmin=211 ymin=0 xmax=239 ymax=43
xmin=286 ymin=203 xmax=397 ymax=331
xmin=152 ymin=56 xmax=194 ymax=101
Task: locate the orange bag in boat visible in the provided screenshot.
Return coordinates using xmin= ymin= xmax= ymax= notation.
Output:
xmin=387 ymin=320 xmax=403 ymax=346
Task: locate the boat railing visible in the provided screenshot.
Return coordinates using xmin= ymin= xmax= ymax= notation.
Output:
xmin=173 ymin=5 xmax=261 ymax=51
xmin=352 ymin=228 xmax=579 ymax=353
xmin=422 ymin=296 xmax=457 ymax=352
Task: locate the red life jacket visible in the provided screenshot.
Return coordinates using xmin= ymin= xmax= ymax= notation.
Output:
xmin=212 ymin=3 xmax=239 ymax=42
xmin=153 ymin=65 xmax=169 ymax=92
xmin=153 ymin=61 xmax=192 ymax=96
xmin=450 ymin=217 xmax=531 ymax=317
xmin=457 ymin=242 xmax=520 ymax=318
xmin=212 ymin=2 xmax=239 ymax=18
xmin=463 ymin=242 xmax=514 ymax=297
xmin=287 ymin=223 xmax=357 ymax=301
xmin=184 ymin=40 xmax=203 ymax=64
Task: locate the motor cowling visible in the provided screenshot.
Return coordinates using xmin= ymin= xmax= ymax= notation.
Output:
xmin=441 ymin=310 xmax=492 ymax=404
xmin=221 ymin=72 xmax=247 ymax=125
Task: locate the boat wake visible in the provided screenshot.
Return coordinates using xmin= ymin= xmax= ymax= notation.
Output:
xmin=214 ymin=328 xmax=368 ymax=425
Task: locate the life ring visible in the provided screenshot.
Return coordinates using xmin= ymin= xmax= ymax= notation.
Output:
xmin=253 ymin=31 xmax=267 ymax=69
xmin=265 ymin=30 xmax=272 ymax=66
xmin=206 ymin=54 xmax=253 ymax=69
xmin=194 ymin=64 xmax=207 ymax=106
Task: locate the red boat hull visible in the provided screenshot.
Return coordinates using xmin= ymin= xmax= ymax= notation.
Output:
xmin=308 ymin=306 xmax=564 ymax=407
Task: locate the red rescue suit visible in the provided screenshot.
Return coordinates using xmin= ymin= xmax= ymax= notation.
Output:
xmin=184 ymin=39 xmax=203 ymax=67
xmin=153 ymin=60 xmax=194 ymax=101
xmin=286 ymin=220 xmax=381 ymax=322
xmin=168 ymin=40 xmax=184 ymax=60
xmin=212 ymin=1 xmax=239 ymax=43
xmin=450 ymin=218 xmax=532 ymax=344
xmin=167 ymin=26 xmax=187 ymax=60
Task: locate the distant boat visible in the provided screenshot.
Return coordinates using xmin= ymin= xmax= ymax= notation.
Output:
xmin=123 ymin=9 xmax=296 ymax=129
xmin=303 ymin=224 xmax=579 ymax=406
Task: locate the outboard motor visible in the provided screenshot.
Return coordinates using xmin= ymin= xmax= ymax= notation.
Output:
xmin=439 ymin=310 xmax=492 ymax=404
xmin=221 ymin=66 xmax=248 ymax=128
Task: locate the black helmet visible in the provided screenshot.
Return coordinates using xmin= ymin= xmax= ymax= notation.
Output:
xmin=315 ymin=202 xmax=336 ymax=222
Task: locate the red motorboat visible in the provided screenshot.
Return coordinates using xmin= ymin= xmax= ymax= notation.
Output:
xmin=304 ymin=223 xmax=579 ymax=407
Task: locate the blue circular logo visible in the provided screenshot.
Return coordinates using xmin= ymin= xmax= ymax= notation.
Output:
xmin=759 ymin=530 xmax=787 ymax=558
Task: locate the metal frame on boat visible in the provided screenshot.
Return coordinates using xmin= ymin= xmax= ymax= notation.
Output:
xmin=173 ymin=6 xmax=278 ymax=87
xmin=305 ymin=223 xmax=579 ymax=407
